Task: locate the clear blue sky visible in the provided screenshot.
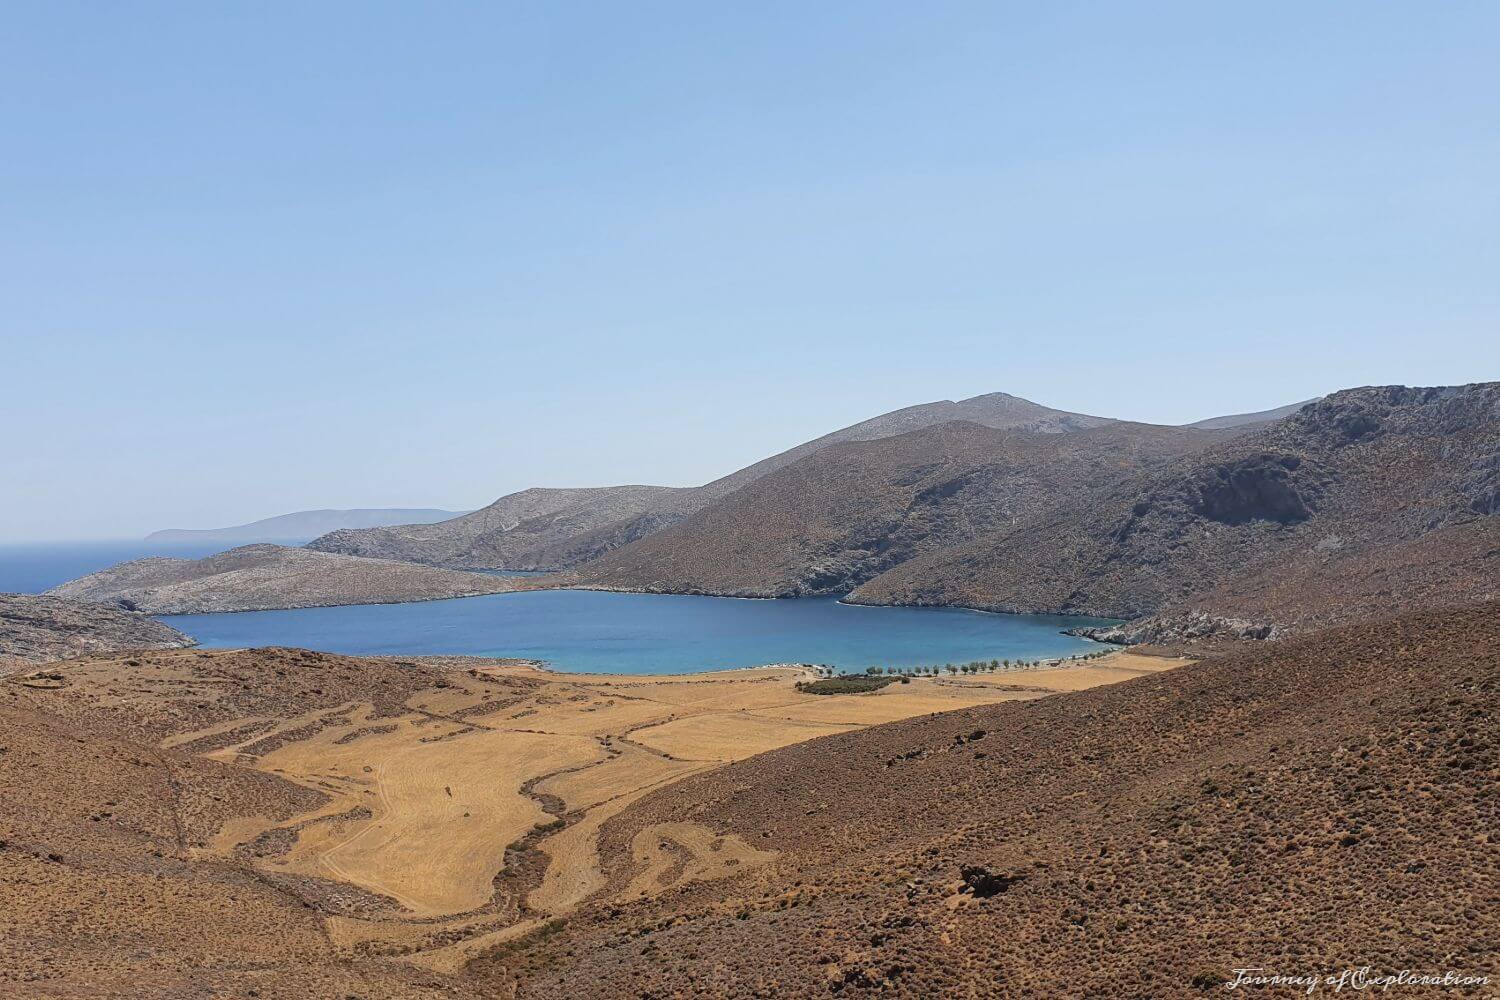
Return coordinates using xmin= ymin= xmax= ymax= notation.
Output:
xmin=3 ymin=2 xmax=1497 ymax=541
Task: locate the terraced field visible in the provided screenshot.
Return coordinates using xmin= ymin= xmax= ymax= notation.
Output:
xmin=0 ymin=644 xmax=1177 ymax=993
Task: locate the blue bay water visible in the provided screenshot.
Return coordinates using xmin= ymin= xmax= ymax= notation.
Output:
xmin=161 ymin=590 xmax=1114 ymax=675
xmin=5 ymin=542 xmax=1115 ymax=676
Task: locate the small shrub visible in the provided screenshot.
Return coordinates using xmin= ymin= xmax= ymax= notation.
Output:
xmin=1190 ymin=969 xmax=1229 ymax=989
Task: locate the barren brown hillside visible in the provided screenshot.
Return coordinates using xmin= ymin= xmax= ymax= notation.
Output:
xmin=47 ymin=543 xmax=528 ymax=614
xmin=575 ymin=420 xmax=1235 ymax=597
xmin=306 ymin=485 xmax=693 ymax=571
xmin=0 ymin=593 xmax=193 ymax=670
xmin=1190 ymin=517 xmax=1500 ymax=626
xmin=3 ymin=640 xmax=1154 ymax=996
xmin=480 ymin=601 xmax=1499 ymax=998
xmin=852 ymin=383 xmax=1500 ymax=622
xmin=308 ymin=392 xmax=1117 ymax=572
xmin=0 ymin=648 xmax=488 ymax=998
xmin=1085 ymin=517 xmax=1500 ymax=646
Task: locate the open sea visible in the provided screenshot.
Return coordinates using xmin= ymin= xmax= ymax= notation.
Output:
xmin=0 ymin=539 xmax=253 ymax=593
xmin=3 ymin=541 xmax=1115 ymax=675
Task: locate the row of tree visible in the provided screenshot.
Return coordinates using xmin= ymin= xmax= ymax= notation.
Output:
xmin=854 ymin=650 xmax=1112 ymax=677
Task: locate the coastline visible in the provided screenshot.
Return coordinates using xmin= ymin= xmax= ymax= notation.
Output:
xmin=148 ymin=580 xmax=551 ymax=618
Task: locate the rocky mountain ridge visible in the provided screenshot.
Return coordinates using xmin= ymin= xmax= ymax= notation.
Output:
xmin=306 ymin=392 xmax=1117 ymax=571
xmin=850 ymin=383 xmax=1500 ymax=630
xmin=572 ymin=419 xmax=1241 ymax=597
xmin=51 ymin=385 xmax=1491 ymax=639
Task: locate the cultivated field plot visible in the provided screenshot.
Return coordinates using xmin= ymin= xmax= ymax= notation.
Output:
xmin=0 ymin=645 xmax=1178 ymax=981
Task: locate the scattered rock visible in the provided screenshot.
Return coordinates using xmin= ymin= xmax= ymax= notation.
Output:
xmin=960 ymin=866 xmax=1024 ymax=898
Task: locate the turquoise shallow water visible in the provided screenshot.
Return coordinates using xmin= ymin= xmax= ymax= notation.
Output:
xmin=159 ymin=590 xmax=1115 ymax=675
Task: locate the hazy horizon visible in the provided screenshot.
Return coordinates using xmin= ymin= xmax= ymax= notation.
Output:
xmin=0 ymin=384 xmax=1466 ymax=543
xmin=3 ymin=385 xmax=1325 ymax=543
xmin=5 ymin=3 xmax=1497 ymax=542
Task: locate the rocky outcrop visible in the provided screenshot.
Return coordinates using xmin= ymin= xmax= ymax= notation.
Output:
xmin=1068 ymin=613 xmax=1282 ymax=646
xmin=1189 ymin=453 xmax=1319 ymax=525
xmin=47 ymin=544 xmax=529 ymax=614
xmin=0 ymin=594 xmax=193 ymax=668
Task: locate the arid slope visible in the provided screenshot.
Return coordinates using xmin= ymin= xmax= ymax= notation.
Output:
xmin=0 ymin=593 xmax=193 ymax=670
xmin=853 ymin=383 xmax=1500 ymax=624
xmin=0 ymin=647 xmax=483 ymax=998
xmin=0 ymin=643 xmax=1166 ymax=995
xmin=308 ymin=392 xmax=1116 ymax=571
xmin=574 ymin=421 xmax=1234 ymax=597
xmin=479 ymin=601 xmax=1499 ymax=998
xmin=1079 ymin=517 xmax=1500 ymax=646
xmin=306 ymin=485 xmax=691 ymax=570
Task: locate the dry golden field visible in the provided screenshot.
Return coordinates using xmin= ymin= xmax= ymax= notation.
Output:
xmin=221 ymin=651 xmax=1182 ymax=969
xmin=0 ymin=644 xmax=1181 ymax=990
